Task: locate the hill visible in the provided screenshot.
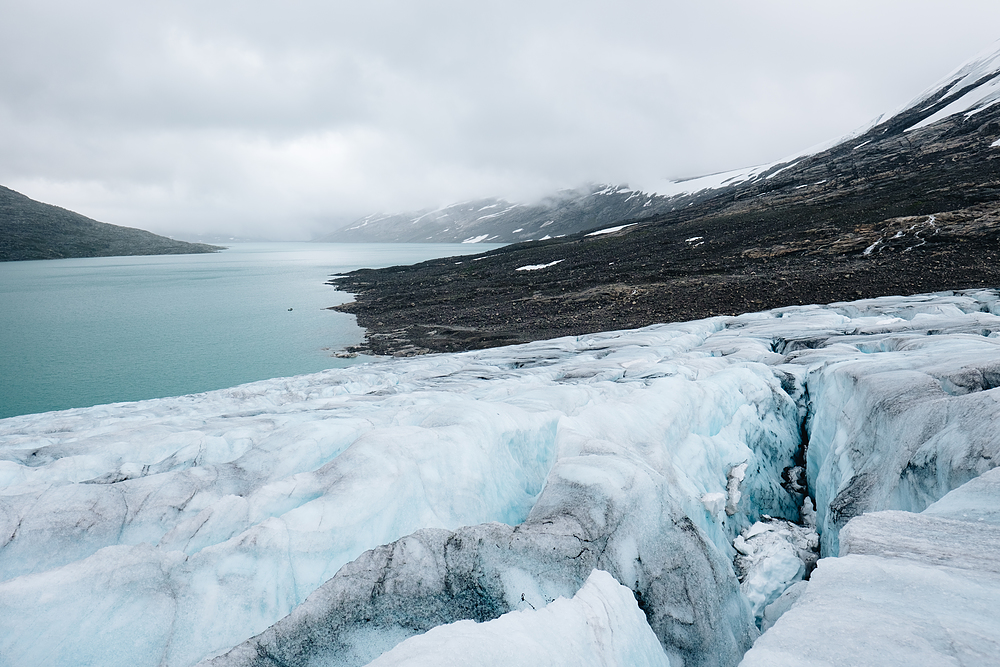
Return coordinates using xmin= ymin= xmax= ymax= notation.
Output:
xmin=0 ymin=185 xmax=222 ymax=261
xmin=331 ymin=43 xmax=1000 ymax=356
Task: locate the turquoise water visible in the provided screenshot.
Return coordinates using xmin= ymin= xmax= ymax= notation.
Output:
xmin=0 ymin=242 xmax=501 ymax=419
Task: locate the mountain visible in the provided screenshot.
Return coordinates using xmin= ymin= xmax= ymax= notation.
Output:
xmin=314 ymin=184 xmax=678 ymax=244
xmin=0 ymin=185 xmax=222 ymax=261
xmin=332 ymin=42 xmax=1000 ymax=356
xmin=2 ymin=291 xmax=998 ymax=667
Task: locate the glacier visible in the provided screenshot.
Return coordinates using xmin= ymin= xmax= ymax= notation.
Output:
xmin=740 ymin=468 xmax=1000 ymax=666
xmin=1 ymin=289 xmax=1000 ymax=666
xmin=362 ymin=570 xmax=671 ymax=667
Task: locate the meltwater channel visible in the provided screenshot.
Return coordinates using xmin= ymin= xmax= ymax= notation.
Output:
xmin=0 ymin=242 xmax=502 ymax=419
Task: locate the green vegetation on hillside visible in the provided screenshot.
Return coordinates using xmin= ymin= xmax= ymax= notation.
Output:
xmin=0 ymin=185 xmax=222 ymax=261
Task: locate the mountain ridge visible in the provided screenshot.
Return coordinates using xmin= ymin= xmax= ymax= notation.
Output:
xmin=315 ymin=184 xmax=679 ymax=244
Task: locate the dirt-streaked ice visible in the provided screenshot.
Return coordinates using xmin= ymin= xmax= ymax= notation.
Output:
xmin=363 ymin=570 xmax=671 ymax=667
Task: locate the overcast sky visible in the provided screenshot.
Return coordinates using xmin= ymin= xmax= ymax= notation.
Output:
xmin=1 ymin=1 xmax=998 ymax=240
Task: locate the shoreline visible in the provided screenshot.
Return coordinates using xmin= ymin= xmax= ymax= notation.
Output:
xmin=330 ymin=209 xmax=1000 ymax=357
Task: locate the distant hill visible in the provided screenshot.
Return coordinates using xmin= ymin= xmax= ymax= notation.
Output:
xmin=314 ymin=184 xmax=679 ymax=244
xmin=0 ymin=185 xmax=222 ymax=261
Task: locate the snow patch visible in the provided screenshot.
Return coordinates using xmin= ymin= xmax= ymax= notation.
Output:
xmin=516 ymin=260 xmax=564 ymax=272
xmin=586 ymin=224 xmax=636 ymax=237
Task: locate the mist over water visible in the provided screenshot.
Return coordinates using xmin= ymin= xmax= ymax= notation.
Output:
xmin=0 ymin=242 xmax=501 ymax=418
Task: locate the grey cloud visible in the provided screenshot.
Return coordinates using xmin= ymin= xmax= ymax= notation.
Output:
xmin=1 ymin=0 xmax=998 ymax=239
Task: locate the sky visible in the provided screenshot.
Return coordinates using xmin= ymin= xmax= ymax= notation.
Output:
xmin=1 ymin=1 xmax=998 ymax=241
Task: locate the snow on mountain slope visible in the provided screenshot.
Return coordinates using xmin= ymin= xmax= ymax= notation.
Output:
xmin=316 ymin=41 xmax=1000 ymax=247
xmin=891 ymin=38 xmax=1000 ymax=131
xmin=657 ymin=39 xmax=1000 ymax=199
xmin=316 ymin=185 xmax=672 ymax=244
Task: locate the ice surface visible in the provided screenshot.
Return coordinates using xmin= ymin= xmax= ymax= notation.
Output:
xmin=206 ymin=329 xmax=800 ymax=666
xmin=362 ymin=570 xmax=671 ymax=667
xmin=0 ymin=318 xmax=801 ymax=667
xmin=740 ymin=474 xmax=1000 ymax=666
xmin=0 ymin=365 xmax=566 ymax=665
xmin=3 ymin=289 xmax=1000 ymax=666
xmin=739 ymin=553 xmax=1000 ymax=667
xmin=790 ymin=326 xmax=1000 ymax=554
xmin=733 ymin=513 xmax=818 ymax=627
xmin=758 ymin=579 xmax=806 ymax=633
xmin=923 ymin=465 xmax=1000 ymax=524
xmin=840 ymin=510 xmax=1000 ymax=574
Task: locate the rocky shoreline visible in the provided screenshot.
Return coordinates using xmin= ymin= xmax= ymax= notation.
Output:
xmin=330 ymin=205 xmax=1000 ymax=357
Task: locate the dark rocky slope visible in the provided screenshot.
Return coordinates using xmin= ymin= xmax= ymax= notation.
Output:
xmin=0 ymin=185 xmax=222 ymax=261
xmin=331 ymin=57 xmax=1000 ymax=356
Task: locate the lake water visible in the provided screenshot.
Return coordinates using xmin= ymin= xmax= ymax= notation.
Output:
xmin=0 ymin=242 xmax=502 ymax=419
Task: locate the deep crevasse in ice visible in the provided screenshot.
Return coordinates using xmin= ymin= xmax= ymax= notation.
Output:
xmin=790 ymin=302 xmax=1000 ymax=555
xmin=739 ymin=468 xmax=1000 ymax=666
xmin=2 ymin=289 xmax=1000 ymax=666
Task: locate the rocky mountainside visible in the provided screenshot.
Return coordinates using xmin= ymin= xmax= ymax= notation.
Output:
xmin=331 ymin=43 xmax=1000 ymax=356
xmin=315 ymin=184 xmax=678 ymax=244
xmin=0 ymin=185 xmax=222 ymax=261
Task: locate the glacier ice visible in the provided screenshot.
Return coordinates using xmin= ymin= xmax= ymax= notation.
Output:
xmin=2 ymin=289 xmax=1000 ymax=667
xmin=791 ymin=321 xmax=1000 ymax=555
xmin=922 ymin=464 xmax=1000 ymax=524
xmin=733 ymin=510 xmax=818 ymax=627
xmin=362 ymin=569 xmax=671 ymax=667
xmin=739 ymin=552 xmax=1000 ymax=667
xmin=739 ymin=469 xmax=1000 ymax=666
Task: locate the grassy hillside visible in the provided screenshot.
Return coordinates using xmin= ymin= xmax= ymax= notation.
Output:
xmin=0 ymin=185 xmax=222 ymax=261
